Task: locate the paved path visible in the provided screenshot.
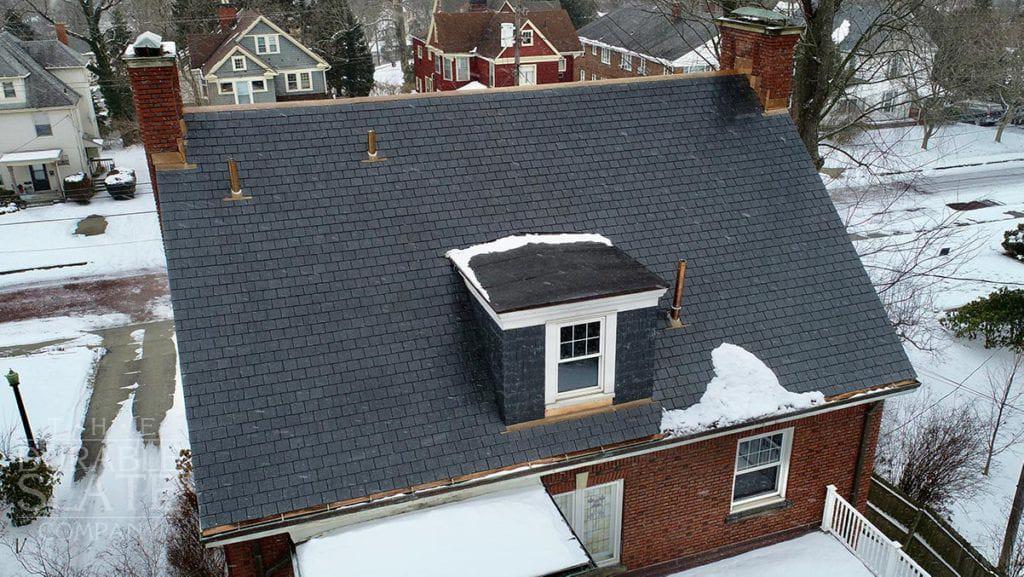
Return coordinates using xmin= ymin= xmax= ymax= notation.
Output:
xmin=74 ymin=320 xmax=177 ymax=481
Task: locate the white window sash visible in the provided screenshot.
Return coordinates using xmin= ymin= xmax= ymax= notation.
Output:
xmin=455 ymin=57 xmax=469 ymax=82
xmin=232 ymin=56 xmax=246 ymax=71
xmin=522 ymin=29 xmax=533 ymax=45
xmin=558 ymin=57 xmax=566 ymax=72
xmin=730 ymin=428 xmax=793 ymax=511
xmin=443 ymin=58 xmax=453 ymax=81
xmin=544 ymin=313 xmax=616 ymax=406
xmin=600 ymin=47 xmax=610 ymax=65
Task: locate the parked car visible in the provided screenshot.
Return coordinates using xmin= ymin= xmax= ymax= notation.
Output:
xmin=957 ymin=100 xmax=1004 ymax=126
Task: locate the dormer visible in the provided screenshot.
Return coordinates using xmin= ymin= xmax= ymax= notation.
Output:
xmin=448 ymin=234 xmax=668 ymax=425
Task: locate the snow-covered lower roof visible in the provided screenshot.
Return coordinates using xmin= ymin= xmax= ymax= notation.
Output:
xmin=671 ymin=532 xmax=872 ymax=577
xmin=0 ymin=149 xmax=62 ymax=165
xmin=295 ymin=483 xmax=590 ymax=577
xmin=457 ymin=80 xmax=488 ymax=91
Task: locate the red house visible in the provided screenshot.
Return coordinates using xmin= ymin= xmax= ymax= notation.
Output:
xmin=411 ymin=0 xmax=582 ymax=91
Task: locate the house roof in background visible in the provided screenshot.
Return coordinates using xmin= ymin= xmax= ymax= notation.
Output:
xmin=412 ymin=0 xmax=561 ymax=39
xmin=431 ymin=8 xmax=580 ymax=57
xmin=0 ymin=33 xmax=80 ymax=109
xmin=188 ymin=9 xmax=263 ymax=75
xmin=160 ymin=75 xmax=915 ymax=531
xmin=18 ymin=39 xmax=87 ymax=68
xmin=577 ymin=4 xmax=718 ymax=63
xmin=24 ymin=16 xmax=93 ymax=55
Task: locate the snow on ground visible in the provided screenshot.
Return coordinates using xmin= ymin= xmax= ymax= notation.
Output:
xmin=839 ymin=161 xmax=1024 ymax=561
xmin=373 ymin=62 xmax=406 ymax=94
xmin=0 ymin=313 xmax=127 ymax=348
xmin=823 ymin=124 xmax=1024 ymax=189
xmin=0 ymin=145 xmax=164 ymax=290
xmin=661 ymin=343 xmax=824 ymax=436
xmin=671 ymin=532 xmax=872 ymax=577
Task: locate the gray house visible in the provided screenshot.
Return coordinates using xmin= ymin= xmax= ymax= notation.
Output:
xmin=187 ymin=2 xmax=329 ymax=106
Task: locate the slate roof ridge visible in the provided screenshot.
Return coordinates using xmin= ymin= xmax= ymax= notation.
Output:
xmin=184 ymin=69 xmax=742 ymax=115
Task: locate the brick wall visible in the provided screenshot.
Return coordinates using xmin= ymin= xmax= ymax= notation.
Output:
xmin=125 ymin=57 xmax=184 ymax=202
xmin=542 ymin=402 xmax=883 ymax=574
xmin=578 ymin=44 xmax=673 ymax=81
xmin=224 ymin=533 xmax=294 ymax=577
xmin=717 ymin=24 xmax=800 ymax=109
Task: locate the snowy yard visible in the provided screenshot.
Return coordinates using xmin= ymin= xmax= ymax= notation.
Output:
xmin=0 ymin=145 xmax=164 ymax=290
xmin=823 ymin=124 xmax=1024 ymax=189
xmin=373 ymin=61 xmax=406 ymax=94
xmin=671 ymin=532 xmax=872 ymax=577
xmin=835 ymin=147 xmax=1024 ymax=561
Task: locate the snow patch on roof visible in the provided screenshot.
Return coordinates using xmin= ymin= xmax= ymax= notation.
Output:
xmin=457 ymin=81 xmax=488 ymax=91
xmin=661 ymin=343 xmax=824 ymax=436
xmin=446 ymin=233 xmax=611 ymax=301
xmin=832 ymin=19 xmax=851 ymax=44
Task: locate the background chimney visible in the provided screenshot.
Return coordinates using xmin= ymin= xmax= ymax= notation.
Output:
xmin=716 ymin=8 xmax=804 ymax=111
xmin=671 ymin=1 xmax=682 ymax=23
xmin=54 ymin=23 xmax=69 ymax=46
xmin=217 ymin=0 xmax=239 ymax=32
xmin=124 ymin=32 xmax=185 ymax=208
xmin=468 ymin=0 xmax=488 ymax=11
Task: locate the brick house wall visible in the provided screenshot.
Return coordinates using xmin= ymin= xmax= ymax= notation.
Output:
xmin=577 ymin=44 xmax=673 ymax=81
xmin=224 ymin=533 xmax=294 ymax=577
xmin=542 ymin=402 xmax=883 ymax=574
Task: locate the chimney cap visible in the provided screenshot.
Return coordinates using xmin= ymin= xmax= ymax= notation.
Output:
xmin=125 ymin=31 xmax=176 ymax=59
xmin=728 ymin=6 xmax=791 ymax=25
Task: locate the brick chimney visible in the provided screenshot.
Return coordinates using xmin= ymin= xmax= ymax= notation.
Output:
xmin=217 ymin=0 xmax=239 ymax=32
xmin=54 ymin=23 xmax=69 ymax=46
xmin=468 ymin=0 xmax=487 ymax=11
xmin=124 ymin=32 xmax=186 ymax=207
xmin=671 ymin=1 xmax=682 ymax=23
xmin=716 ymin=8 xmax=804 ymax=111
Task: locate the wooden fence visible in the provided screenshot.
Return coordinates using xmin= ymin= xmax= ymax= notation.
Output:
xmin=867 ymin=475 xmax=1001 ymax=577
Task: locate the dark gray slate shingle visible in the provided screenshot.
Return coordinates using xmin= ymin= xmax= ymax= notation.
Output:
xmin=157 ymin=75 xmax=916 ymax=530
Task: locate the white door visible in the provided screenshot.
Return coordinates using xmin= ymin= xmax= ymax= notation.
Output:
xmin=552 ymin=480 xmax=623 ymax=565
xmin=518 ymin=64 xmax=537 ymax=86
xmin=235 ymin=81 xmax=252 ymax=105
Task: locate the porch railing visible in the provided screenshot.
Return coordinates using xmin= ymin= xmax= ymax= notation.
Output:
xmin=823 ymin=484 xmax=931 ymax=577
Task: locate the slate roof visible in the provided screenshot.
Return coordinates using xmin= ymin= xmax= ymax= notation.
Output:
xmin=466 ymin=242 xmax=669 ymax=313
xmin=577 ymin=4 xmax=718 ymax=63
xmin=159 ymin=75 xmax=916 ymax=530
xmin=18 ymin=39 xmax=87 ymax=68
xmin=0 ymin=33 xmax=80 ymax=110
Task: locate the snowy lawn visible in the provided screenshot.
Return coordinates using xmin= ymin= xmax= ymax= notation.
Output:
xmin=0 ymin=145 xmax=165 ymax=290
xmin=823 ymin=124 xmax=1024 ymax=189
xmin=841 ymin=166 xmax=1024 ymax=561
xmin=670 ymin=532 xmax=872 ymax=577
xmin=373 ymin=61 xmax=407 ymax=94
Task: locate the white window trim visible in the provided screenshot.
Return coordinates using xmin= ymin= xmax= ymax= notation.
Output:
xmin=218 ymin=81 xmax=234 ymax=94
xmin=600 ymin=47 xmax=611 ymax=65
xmin=637 ymin=58 xmax=647 ymax=76
xmin=0 ymin=80 xmax=17 ymax=99
xmin=434 ymin=53 xmax=442 ymax=74
xmin=285 ymin=71 xmax=313 ymax=92
xmin=579 ymin=69 xmax=585 ymax=82
xmin=591 ymin=43 xmax=597 ymax=56
xmin=558 ymin=56 xmax=566 ymax=73
xmin=521 ymin=29 xmax=534 ymax=46
xmin=517 ymin=63 xmax=537 ymax=85
xmin=553 ymin=479 xmax=623 ymax=566
xmin=455 ymin=56 xmax=470 ymax=82
xmin=426 ymin=76 xmax=433 ymax=92
xmin=232 ymin=56 xmax=247 ymax=71
xmin=417 ymin=45 xmax=423 ymax=60
xmin=544 ymin=313 xmax=617 ymax=408
xmin=253 ymin=34 xmax=280 ymax=55
xmin=251 ymin=79 xmax=268 ymax=92
xmin=730 ymin=428 xmax=794 ymax=513
xmin=620 ymin=53 xmax=632 ymax=71
xmin=488 ymin=61 xmax=495 ymax=87
xmin=443 ymin=57 xmax=453 ymax=81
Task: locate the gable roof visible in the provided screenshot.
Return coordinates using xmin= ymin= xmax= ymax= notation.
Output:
xmin=0 ymin=33 xmax=80 ymax=109
xmin=431 ymin=8 xmax=580 ymax=57
xmin=159 ymin=75 xmax=915 ymax=532
xmin=577 ymin=5 xmax=718 ymax=63
xmin=188 ymin=10 xmax=326 ymax=76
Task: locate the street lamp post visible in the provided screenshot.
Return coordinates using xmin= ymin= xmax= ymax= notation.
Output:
xmin=5 ymin=370 xmax=39 ymax=457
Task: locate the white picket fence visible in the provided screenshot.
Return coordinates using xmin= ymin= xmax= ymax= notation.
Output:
xmin=822 ymin=485 xmax=931 ymax=577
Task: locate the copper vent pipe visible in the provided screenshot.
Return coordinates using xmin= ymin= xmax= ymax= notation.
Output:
xmin=228 ymin=158 xmax=242 ymax=197
xmin=670 ymin=260 xmax=687 ymax=322
xmin=367 ymin=130 xmax=378 ymax=160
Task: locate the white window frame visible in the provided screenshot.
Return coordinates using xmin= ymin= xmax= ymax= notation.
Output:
xmin=251 ymin=79 xmax=268 ymax=92
xmin=434 ymin=53 xmax=441 ymax=74
xmin=620 ymin=53 xmax=632 ymax=71
xmin=558 ymin=56 xmax=566 ymax=73
xmin=231 ymin=55 xmax=247 ymax=71
xmin=591 ymin=43 xmax=597 ymax=56
xmin=32 ymin=112 xmax=52 ymax=137
xmin=0 ymin=81 xmax=15 ymax=99
xmin=544 ymin=313 xmax=616 ymax=407
xmin=600 ymin=47 xmax=610 ymax=65
xmin=285 ymin=71 xmax=313 ymax=92
xmin=488 ymin=61 xmax=495 ymax=87
xmin=218 ymin=81 xmax=234 ymax=94
xmin=443 ymin=57 xmax=453 ymax=81
xmin=521 ymin=29 xmax=533 ymax=46
xmin=552 ymin=480 xmax=624 ymax=566
xmin=416 ymin=76 xmax=422 ymax=92
xmin=253 ymin=34 xmax=280 ymax=55
xmin=580 ymin=69 xmax=585 ymax=81
xmin=592 ymin=73 xmax=598 ymax=80
xmin=637 ymin=58 xmax=647 ymax=76
xmin=731 ymin=428 xmax=794 ymax=513
xmin=426 ymin=76 xmax=433 ymax=92
xmin=417 ymin=45 xmax=423 ymax=60
xmin=455 ymin=56 xmax=470 ymax=82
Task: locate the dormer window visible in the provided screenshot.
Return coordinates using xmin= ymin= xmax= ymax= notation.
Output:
xmin=447 ymin=234 xmax=667 ymax=424
xmin=232 ymin=55 xmax=246 ymax=71
xmin=1 ymin=81 xmax=15 ymax=99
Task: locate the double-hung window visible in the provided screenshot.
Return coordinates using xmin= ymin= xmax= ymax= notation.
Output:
xmin=254 ymin=34 xmax=279 ymax=54
xmin=1 ymin=81 xmax=15 ymax=98
xmin=455 ymin=57 xmax=470 ymax=82
xmin=620 ymin=53 xmax=632 ymax=71
xmin=488 ymin=61 xmax=495 ymax=87
xmin=416 ymin=45 xmax=422 ymax=60
xmin=579 ymin=69 xmax=585 ymax=82
xmin=443 ymin=57 xmax=453 ymax=81
xmin=231 ymin=55 xmax=246 ymax=71
xmin=545 ymin=314 xmax=616 ymax=406
xmin=558 ymin=57 xmax=566 ymax=73
xmin=732 ymin=429 xmax=793 ymax=511
xmin=434 ymin=53 xmax=441 ymax=75
xmin=591 ymin=43 xmax=597 ymax=56
xmin=637 ymin=58 xmax=647 ymax=75
xmin=32 ymin=112 xmax=52 ymax=137
xmin=286 ymin=71 xmax=312 ymax=91
xmin=600 ymin=47 xmax=610 ymax=65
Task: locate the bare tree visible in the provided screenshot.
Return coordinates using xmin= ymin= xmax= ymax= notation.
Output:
xmin=982 ymin=353 xmax=1024 ymax=476
xmin=166 ymin=449 xmax=224 ymax=577
xmin=876 ymin=397 xmax=988 ymax=513
xmin=991 ymin=14 xmax=1024 ymax=143
xmin=1 ymin=523 xmax=97 ymax=577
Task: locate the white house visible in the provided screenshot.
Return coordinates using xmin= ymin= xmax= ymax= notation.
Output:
xmin=0 ymin=31 xmax=102 ymax=202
